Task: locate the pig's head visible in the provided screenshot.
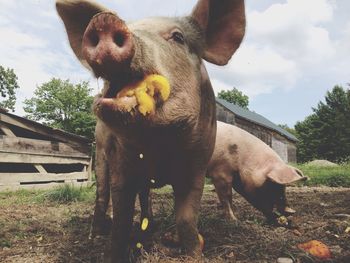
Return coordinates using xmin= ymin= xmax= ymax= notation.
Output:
xmin=56 ymin=0 xmax=245 ymax=128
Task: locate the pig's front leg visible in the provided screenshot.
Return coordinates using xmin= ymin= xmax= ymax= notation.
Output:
xmin=108 ymin=183 xmax=137 ymax=263
xmin=173 ymin=174 xmax=205 ymax=258
xmin=105 ymin=149 xmax=137 ymax=263
xmin=137 ymin=187 xmax=153 ymax=249
xmin=274 ymin=185 xmax=296 ymax=216
xmin=139 ymin=187 xmax=153 ymax=230
xmin=90 ymin=126 xmax=112 ymax=238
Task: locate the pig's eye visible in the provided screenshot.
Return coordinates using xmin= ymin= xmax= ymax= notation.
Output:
xmin=170 ymin=31 xmax=185 ymax=45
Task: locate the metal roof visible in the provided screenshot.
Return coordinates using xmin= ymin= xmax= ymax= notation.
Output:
xmin=216 ymin=98 xmax=298 ymax=142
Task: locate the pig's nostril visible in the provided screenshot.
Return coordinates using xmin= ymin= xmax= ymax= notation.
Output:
xmin=114 ymin=32 xmax=125 ymax=47
xmin=90 ymin=32 xmax=99 ymax=47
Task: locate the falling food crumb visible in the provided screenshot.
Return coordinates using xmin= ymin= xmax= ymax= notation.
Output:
xmin=139 ymin=153 xmax=144 ymax=159
xmin=141 ymin=218 xmax=149 ymax=231
xmin=136 ymin=243 xmax=142 ymax=249
xmin=198 ymin=233 xmax=204 ymax=251
xmin=345 ymin=226 xmax=350 ymax=234
xmin=150 ymin=179 xmax=155 ymax=184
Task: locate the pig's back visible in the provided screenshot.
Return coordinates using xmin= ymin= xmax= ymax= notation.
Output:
xmin=212 ymin=122 xmax=283 ymax=186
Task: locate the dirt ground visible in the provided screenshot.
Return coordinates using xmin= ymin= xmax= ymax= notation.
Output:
xmin=0 ymin=186 xmax=349 ymax=263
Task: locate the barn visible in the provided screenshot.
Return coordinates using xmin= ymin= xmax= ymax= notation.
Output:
xmin=0 ymin=108 xmax=93 ymax=191
xmin=216 ymin=98 xmax=298 ymax=163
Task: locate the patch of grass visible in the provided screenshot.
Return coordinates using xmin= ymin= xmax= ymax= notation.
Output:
xmin=0 ymin=239 xmax=11 ymax=248
xmin=153 ymin=196 xmax=175 ymax=233
xmin=0 ymin=185 xmax=96 ymax=206
xmin=153 ymin=185 xmax=172 ymax=195
xmin=295 ymin=163 xmax=350 ymax=187
xmin=0 ymin=189 xmax=45 ymax=206
xmin=36 ymin=184 xmax=95 ymax=204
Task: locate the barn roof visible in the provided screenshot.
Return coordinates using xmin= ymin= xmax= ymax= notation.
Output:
xmin=0 ymin=108 xmax=92 ymax=145
xmin=216 ymin=98 xmax=298 ymax=142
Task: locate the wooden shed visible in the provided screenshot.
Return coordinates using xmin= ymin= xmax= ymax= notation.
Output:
xmin=0 ymin=108 xmax=93 ymax=191
xmin=216 ymin=98 xmax=298 ymax=163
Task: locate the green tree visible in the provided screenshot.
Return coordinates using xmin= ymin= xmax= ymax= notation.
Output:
xmin=295 ymin=85 xmax=350 ymax=163
xmin=0 ymin=66 xmax=20 ymax=111
xmin=24 ymin=78 xmax=96 ymax=140
xmin=218 ymin=87 xmax=249 ymax=109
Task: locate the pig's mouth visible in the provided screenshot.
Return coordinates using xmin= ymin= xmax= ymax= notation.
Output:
xmin=97 ymin=74 xmax=171 ymax=117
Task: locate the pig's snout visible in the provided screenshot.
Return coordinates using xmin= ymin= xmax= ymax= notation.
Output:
xmin=82 ymin=12 xmax=135 ymax=79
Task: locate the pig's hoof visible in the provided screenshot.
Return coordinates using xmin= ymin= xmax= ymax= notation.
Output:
xmin=162 ymin=231 xmax=180 ymax=248
xmin=89 ymin=216 xmax=112 ymax=239
xmin=284 ymin=206 xmax=296 ymax=215
xmin=225 ymin=213 xmax=238 ymax=222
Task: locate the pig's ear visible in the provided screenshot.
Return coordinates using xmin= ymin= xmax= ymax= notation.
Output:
xmin=56 ymin=0 xmax=110 ymax=68
xmin=267 ymin=166 xmax=308 ymax=185
xmin=191 ymin=0 xmax=245 ymax=65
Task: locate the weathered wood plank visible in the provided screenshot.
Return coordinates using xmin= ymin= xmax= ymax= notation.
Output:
xmin=0 ymin=113 xmax=90 ymax=146
xmin=0 ymin=123 xmax=16 ymax=137
xmin=87 ymin=158 xmax=93 ymax=181
xmin=0 ymin=172 xmax=88 ymax=185
xmin=0 ymin=181 xmax=91 ymax=192
xmin=34 ymin=164 xmax=47 ymax=174
xmin=0 ymin=152 xmax=90 ymax=165
xmin=0 ymin=136 xmax=90 ymax=157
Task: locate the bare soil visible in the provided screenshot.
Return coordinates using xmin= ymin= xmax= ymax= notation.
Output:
xmin=0 ymin=186 xmax=349 ymax=263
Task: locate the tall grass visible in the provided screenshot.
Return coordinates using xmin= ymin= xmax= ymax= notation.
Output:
xmin=0 ymin=185 xmax=95 ymax=205
xmin=295 ymin=163 xmax=350 ymax=187
xmin=38 ymin=184 xmax=95 ymax=203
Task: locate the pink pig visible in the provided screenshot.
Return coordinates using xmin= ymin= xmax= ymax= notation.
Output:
xmin=208 ymin=121 xmax=307 ymax=222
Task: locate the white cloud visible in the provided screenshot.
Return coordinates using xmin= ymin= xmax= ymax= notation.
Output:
xmin=0 ymin=27 xmax=47 ymax=49
xmin=249 ymin=0 xmax=333 ymax=34
xmin=0 ymin=16 xmax=9 ymax=25
xmin=207 ymin=44 xmax=298 ymax=98
xmin=0 ymin=0 xmax=15 ymax=8
xmin=0 ymin=26 xmax=94 ymax=115
xmin=206 ymin=0 xmax=339 ymax=101
xmin=210 ymin=78 xmax=233 ymax=96
xmin=248 ymin=0 xmax=335 ymax=63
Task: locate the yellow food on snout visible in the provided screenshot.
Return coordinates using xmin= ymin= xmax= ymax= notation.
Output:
xmin=116 ymin=74 xmax=170 ymax=115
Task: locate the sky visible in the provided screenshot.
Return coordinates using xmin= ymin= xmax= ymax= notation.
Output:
xmin=0 ymin=0 xmax=349 ymax=127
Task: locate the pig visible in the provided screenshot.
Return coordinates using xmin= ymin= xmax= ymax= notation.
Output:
xmin=55 ymin=0 xmax=245 ymax=262
xmin=208 ymin=121 xmax=307 ymax=222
